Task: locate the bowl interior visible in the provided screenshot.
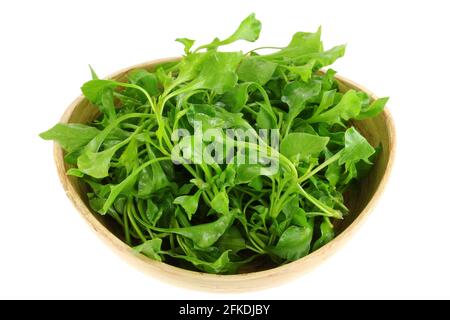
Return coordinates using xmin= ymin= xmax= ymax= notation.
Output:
xmin=55 ymin=59 xmax=395 ymax=289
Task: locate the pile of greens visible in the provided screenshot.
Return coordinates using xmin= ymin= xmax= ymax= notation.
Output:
xmin=40 ymin=14 xmax=388 ymax=274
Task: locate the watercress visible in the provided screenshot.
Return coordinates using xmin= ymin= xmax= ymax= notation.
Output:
xmin=40 ymin=14 xmax=388 ymax=274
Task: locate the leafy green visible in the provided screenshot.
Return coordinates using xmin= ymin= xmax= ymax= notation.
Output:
xmin=312 ymin=218 xmax=334 ymax=251
xmin=40 ymin=14 xmax=387 ymax=274
xmin=173 ymin=190 xmax=202 ymax=220
xmin=308 ymin=90 xmax=361 ymax=125
xmin=356 ymin=97 xmax=389 ymax=120
xmin=81 ymin=79 xmax=118 ymax=104
xmin=211 ymin=191 xmax=230 ymax=215
xmin=134 ymin=238 xmax=163 ymax=262
xmin=194 ymin=13 xmax=262 ymax=52
xmin=281 ymin=132 xmax=329 ymax=159
xmin=175 ymin=38 xmax=195 ymax=55
xmin=339 ymin=127 xmax=376 ymax=165
xmin=272 ymin=225 xmax=313 ymax=261
xmin=167 ymin=250 xmax=233 ymax=274
xmin=128 ymin=69 xmax=160 ymax=97
xmin=237 ymin=57 xmax=277 ymax=85
xmin=39 ymin=124 xmax=100 ymax=153
xmin=156 ymin=214 xmax=234 ymax=248
xmin=77 ymin=148 xmax=118 ymax=179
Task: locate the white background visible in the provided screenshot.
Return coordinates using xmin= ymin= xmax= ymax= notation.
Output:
xmin=1 ymin=0 xmax=449 ymax=299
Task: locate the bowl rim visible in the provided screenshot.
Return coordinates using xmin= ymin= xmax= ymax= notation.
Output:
xmin=53 ymin=57 xmax=396 ymax=291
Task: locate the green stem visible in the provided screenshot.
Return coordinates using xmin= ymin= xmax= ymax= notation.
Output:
xmin=87 ymin=113 xmax=155 ymax=152
xmin=245 ymin=46 xmax=284 ymax=55
xmin=252 ymin=83 xmax=278 ymax=125
xmin=298 ymin=151 xmax=342 ymax=184
xmin=128 ymin=200 xmax=146 ymax=242
xmin=246 ymin=245 xmax=264 ymax=254
xmin=272 ymin=183 xmax=298 ymax=218
xmin=173 ymin=108 xmax=189 ymax=131
xmin=297 ymin=185 xmax=343 ymax=219
xmin=232 ymin=139 xmax=298 ymax=178
xmin=123 ymin=209 xmax=131 ymax=245
xmin=101 ymin=157 xmax=172 ymax=213
xmin=118 ymin=82 xmax=173 ymax=152
xmin=243 ymin=105 xmax=258 ymax=116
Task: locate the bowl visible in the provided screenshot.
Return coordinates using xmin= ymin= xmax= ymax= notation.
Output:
xmin=54 ymin=57 xmax=396 ymax=292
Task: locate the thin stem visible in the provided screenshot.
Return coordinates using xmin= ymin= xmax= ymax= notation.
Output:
xmin=123 ymin=208 xmax=131 ymax=245
xmin=298 ymin=151 xmax=342 ymax=184
xmin=253 ymin=83 xmax=278 ymax=125
xmin=245 ymin=46 xmax=284 ymax=55
xmin=242 ymin=105 xmax=258 ymax=116
xmin=128 ymin=201 xmax=146 ymax=242
xmin=297 ymin=185 xmax=342 ymax=219
xmin=101 ymin=157 xmax=172 ymax=213
xmin=246 ymin=245 xmax=264 ymax=254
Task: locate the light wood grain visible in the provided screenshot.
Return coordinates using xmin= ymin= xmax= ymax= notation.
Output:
xmin=53 ymin=58 xmax=396 ymax=292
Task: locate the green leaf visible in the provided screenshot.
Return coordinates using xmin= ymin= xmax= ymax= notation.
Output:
xmin=312 ymin=45 xmax=346 ymax=68
xmin=339 ymin=127 xmax=375 ymax=165
xmin=222 ymin=13 xmax=262 ymax=44
xmin=138 ymin=148 xmax=170 ymax=197
xmin=211 ymin=191 xmax=229 ymax=215
xmin=191 ymin=52 xmax=243 ymax=94
xmin=175 ymin=38 xmax=195 ymax=54
xmin=314 ymin=90 xmax=336 ymax=116
xmin=89 ymin=65 xmax=99 ymax=80
xmin=355 ymin=97 xmax=389 ymax=120
xmin=237 ymin=57 xmax=277 ymax=85
xmin=145 ymin=199 xmax=164 ymax=226
xmin=138 ymin=166 xmax=170 ymax=197
xmin=312 ymin=218 xmax=334 ymax=251
xmin=168 ymin=250 xmax=232 ymax=274
xmin=81 ymin=79 xmax=118 ymax=104
xmin=216 ymin=226 xmax=247 ymax=253
xmin=159 ymin=214 xmax=235 ymax=248
xmin=282 ymin=80 xmax=321 ymax=133
xmin=235 ymin=164 xmax=275 ymax=184
xmin=39 ymin=123 xmax=100 ymax=153
xmin=281 ymin=132 xmax=329 ymax=159
xmin=308 ymin=89 xmax=362 ymax=125
xmin=271 ymin=225 xmax=313 ymax=261
xmin=128 ymin=69 xmax=160 ymax=96
xmin=257 ymin=106 xmax=277 ymax=129
xmin=221 ymin=83 xmax=251 ymax=113
xmin=134 ymin=238 xmax=163 ymax=262
xmin=201 ymin=13 xmax=261 ymax=51
xmin=101 ymin=158 xmax=172 ymax=214
xmin=85 ymin=179 xmax=111 ymax=214
xmin=285 ymin=60 xmax=316 ymax=82
xmin=99 ymin=87 xmax=117 ymax=121
xmin=282 ymin=80 xmax=322 ymax=110
xmin=177 ymin=183 xmax=195 ymax=196
xmin=282 ymin=198 xmax=309 ymax=226
xmin=187 ymin=104 xmax=246 ymax=131
xmin=67 ymin=168 xmax=84 ymax=177
xmin=173 ymin=190 xmax=202 ymax=220
xmin=77 ymin=147 xmax=117 ymax=179
xmin=325 ymin=149 xmax=340 ymax=186
xmin=218 ymin=166 xmax=236 ymax=189
xmin=249 ymin=176 xmax=263 ymax=191
xmin=118 ymin=138 xmax=138 ymax=174
xmin=266 ymin=27 xmax=323 ymax=59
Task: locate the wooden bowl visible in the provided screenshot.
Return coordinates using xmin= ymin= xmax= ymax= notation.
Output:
xmin=54 ymin=58 xmax=396 ymax=292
